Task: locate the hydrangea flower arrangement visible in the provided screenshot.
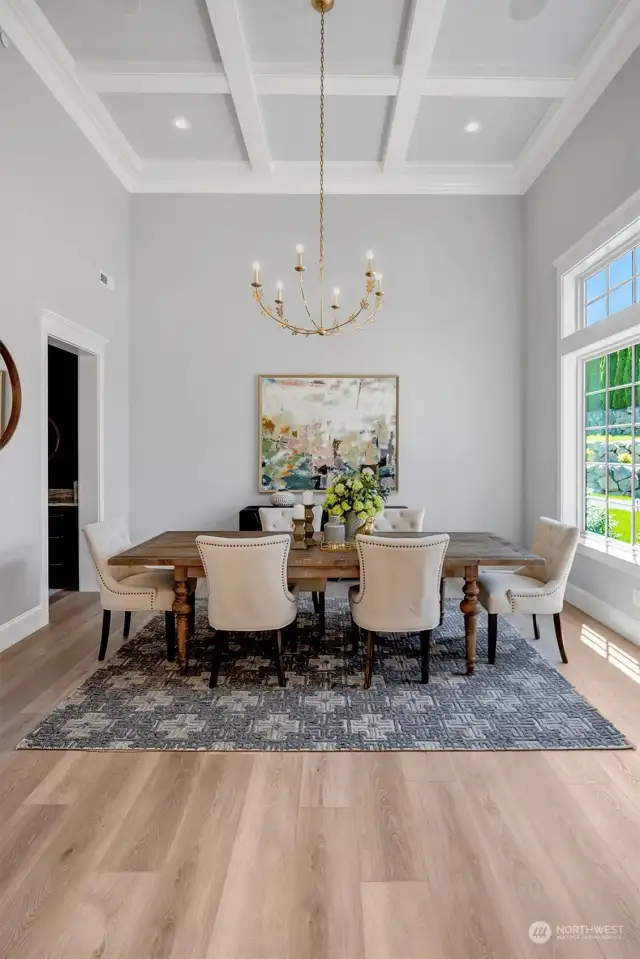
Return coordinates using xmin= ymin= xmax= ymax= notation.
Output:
xmin=322 ymin=468 xmax=387 ymax=523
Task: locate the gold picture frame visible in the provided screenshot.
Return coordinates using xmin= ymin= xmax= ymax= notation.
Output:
xmin=258 ymin=373 xmax=399 ymax=493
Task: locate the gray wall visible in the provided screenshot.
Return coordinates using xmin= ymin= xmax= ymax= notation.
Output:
xmin=129 ymin=194 xmax=524 ymax=542
xmin=0 ymin=44 xmax=130 ymax=629
xmin=524 ymin=49 xmax=640 ymax=617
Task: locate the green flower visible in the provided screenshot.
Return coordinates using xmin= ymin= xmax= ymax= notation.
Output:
xmin=335 ymin=483 xmax=345 ymax=495
xmin=352 ymin=479 xmax=363 ymax=491
xmin=353 ymin=500 xmax=364 ymax=512
xmin=357 ymin=510 xmax=367 ymax=521
xmin=326 ymin=493 xmax=336 ymax=505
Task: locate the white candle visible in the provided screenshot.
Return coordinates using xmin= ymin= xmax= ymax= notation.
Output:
xmin=366 ymin=250 xmax=374 ymax=273
xmin=332 ymin=288 xmax=340 ymax=308
xmin=276 ymin=281 xmax=283 ymax=301
xmin=375 ymin=273 xmax=383 ymax=292
xmin=252 ymin=261 xmax=260 ymax=284
xmin=302 ymin=490 xmax=314 ymax=505
xmin=296 ymin=244 xmax=304 ymax=267
xmin=293 ymin=503 xmax=305 ymax=519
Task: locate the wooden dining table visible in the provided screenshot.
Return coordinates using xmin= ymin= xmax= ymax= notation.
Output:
xmin=109 ymin=530 xmax=545 ymax=677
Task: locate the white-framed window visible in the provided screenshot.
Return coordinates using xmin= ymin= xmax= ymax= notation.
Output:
xmin=558 ymin=189 xmax=640 ymax=570
xmin=583 ymin=340 xmax=639 ymax=545
xmin=583 ymin=245 xmax=640 ymax=328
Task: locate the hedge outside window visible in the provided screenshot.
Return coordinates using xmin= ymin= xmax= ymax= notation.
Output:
xmin=584 ymin=344 xmax=640 ymax=544
xmin=585 ymin=247 xmax=640 ymax=327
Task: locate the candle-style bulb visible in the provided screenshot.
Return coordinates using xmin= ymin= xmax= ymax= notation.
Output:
xmin=296 ymin=244 xmax=304 ymax=267
xmin=252 ymin=261 xmax=261 ymax=284
xmin=366 ymin=250 xmax=374 ymax=273
xmin=332 ymin=287 xmax=340 ymax=307
xmin=375 ymin=272 xmax=383 ymax=292
xmin=276 ymin=281 xmax=284 ymax=301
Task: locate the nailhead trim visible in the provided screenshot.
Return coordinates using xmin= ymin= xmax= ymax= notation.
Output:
xmin=352 ymin=537 xmax=450 ymax=619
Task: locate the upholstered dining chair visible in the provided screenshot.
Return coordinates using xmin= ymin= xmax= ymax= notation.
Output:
xmin=259 ymin=505 xmax=324 ymax=626
xmin=83 ymin=518 xmax=177 ymax=662
xmin=196 ymin=533 xmax=299 ymax=687
xmin=349 ymin=533 xmax=450 ymax=688
xmin=258 ymin=506 xmax=322 ymax=532
xmin=373 ymin=507 xmax=425 ymax=532
xmin=477 ymin=517 xmax=579 ymax=665
xmin=372 ymin=507 xmax=448 ymax=623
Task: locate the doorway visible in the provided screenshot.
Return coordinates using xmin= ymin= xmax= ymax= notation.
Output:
xmin=48 ymin=344 xmax=79 ymax=593
xmin=40 ymin=311 xmax=107 ymax=613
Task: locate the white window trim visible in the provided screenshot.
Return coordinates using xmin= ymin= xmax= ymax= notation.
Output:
xmin=558 ymin=186 xmax=640 ymax=573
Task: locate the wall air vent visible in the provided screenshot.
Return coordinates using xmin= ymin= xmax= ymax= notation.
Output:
xmin=100 ymin=272 xmax=115 ymax=292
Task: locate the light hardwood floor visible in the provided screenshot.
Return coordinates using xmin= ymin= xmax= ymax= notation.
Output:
xmin=0 ymin=593 xmax=639 ymax=958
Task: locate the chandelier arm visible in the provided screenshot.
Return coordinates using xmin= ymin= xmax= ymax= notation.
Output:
xmin=298 ymin=272 xmax=320 ymax=330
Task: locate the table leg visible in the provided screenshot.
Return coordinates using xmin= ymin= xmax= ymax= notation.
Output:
xmin=460 ymin=565 xmax=480 ymax=676
xmin=318 ymin=590 xmax=326 ymax=635
xmin=187 ymin=577 xmax=197 ymax=636
xmin=173 ymin=566 xmax=191 ymax=675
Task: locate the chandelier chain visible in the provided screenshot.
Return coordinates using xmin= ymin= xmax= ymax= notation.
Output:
xmin=319 ymin=10 xmax=325 ymax=273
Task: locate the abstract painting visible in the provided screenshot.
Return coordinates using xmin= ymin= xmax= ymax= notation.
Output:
xmin=259 ymin=375 xmax=398 ymax=491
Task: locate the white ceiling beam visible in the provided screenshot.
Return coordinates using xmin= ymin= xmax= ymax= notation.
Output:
xmin=202 ymin=0 xmax=270 ymax=175
xmin=0 ymin=0 xmax=138 ymax=188
xmin=134 ymin=159 xmax=520 ymax=196
xmin=515 ymin=0 xmax=640 ymax=192
xmin=383 ymin=0 xmax=449 ymax=172
xmin=78 ymin=62 xmax=571 ymax=99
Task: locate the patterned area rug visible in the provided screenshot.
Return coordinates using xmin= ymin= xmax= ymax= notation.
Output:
xmin=18 ymin=599 xmax=632 ymax=752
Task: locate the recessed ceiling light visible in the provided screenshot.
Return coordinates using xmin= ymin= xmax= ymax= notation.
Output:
xmin=173 ymin=116 xmax=191 ymax=131
xmin=464 ymin=120 xmax=482 ymax=134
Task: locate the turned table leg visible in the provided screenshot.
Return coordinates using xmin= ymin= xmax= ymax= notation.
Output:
xmin=461 ymin=565 xmax=480 ymax=676
xmin=173 ymin=566 xmax=191 ymax=674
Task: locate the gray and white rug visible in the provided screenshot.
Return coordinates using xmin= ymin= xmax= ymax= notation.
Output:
xmin=17 ymin=599 xmax=633 ymax=752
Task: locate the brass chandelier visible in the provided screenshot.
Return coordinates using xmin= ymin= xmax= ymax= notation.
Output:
xmin=250 ymin=0 xmax=385 ymax=336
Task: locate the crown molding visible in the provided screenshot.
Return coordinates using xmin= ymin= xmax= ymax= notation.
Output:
xmin=133 ymin=160 xmax=520 ymax=196
xmin=0 ymin=0 xmax=139 ymax=189
xmin=515 ymin=0 xmax=640 ymax=192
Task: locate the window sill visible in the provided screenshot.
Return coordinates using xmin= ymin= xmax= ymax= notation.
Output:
xmin=578 ymin=535 xmax=640 ymax=577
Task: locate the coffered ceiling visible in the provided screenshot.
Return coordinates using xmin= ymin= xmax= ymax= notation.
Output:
xmin=2 ymin=0 xmax=640 ymax=194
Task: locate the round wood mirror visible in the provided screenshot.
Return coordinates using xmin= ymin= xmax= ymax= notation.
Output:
xmin=0 ymin=340 xmax=22 ymax=451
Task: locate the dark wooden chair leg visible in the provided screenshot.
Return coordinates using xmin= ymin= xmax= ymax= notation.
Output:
xmin=318 ymin=591 xmax=326 ymax=635
xmin=351 ymin=616 xmax=359 ymax=655
xmin=311 ymin=592 xmax=320 ymax=613
xmin=98 ymin=610 xmax=111 ymax=661
xmin=487 ymin=613 xmax=498 ymax=664
xmin=553 ymin=612 xmax=568 ymax=664
xmin=439 ymin=578 xmax=445 ymax=626
xmin=532 ymin=613 xmax=540 ymax=640
xmin=188 ymin=601 xmax=196 ymax=639
xmin=287 ymin=615 xmax=298 ymax=652
xmin=209 ymin=634 xmax=223 ymax=688
xmin=165 ymin=611 xmax=176 ymax=662
xmin=364 ymin=630 xmax=375 ymax=689
xmin=274 ymin=630 xmax=286 ymax=687
xmin=420 ymin=629 xmax=432 ymax=684
xmin=123 ymin=611 xmax=131 ymax=638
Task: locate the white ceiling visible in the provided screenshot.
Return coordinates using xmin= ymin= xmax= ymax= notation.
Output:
xmin=2 ymin=0 xmax=639 ymax=193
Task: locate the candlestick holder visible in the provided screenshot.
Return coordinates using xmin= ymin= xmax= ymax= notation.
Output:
xmin=292 ymin=517 xmax=307 ymax=549
xmin=304 ymin=504 xmax=315 ymax=545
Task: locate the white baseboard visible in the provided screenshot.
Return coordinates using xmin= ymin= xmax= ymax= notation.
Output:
xmin=0 ymin=604 xmax=49 ymax=654
xmin=565 ymin=583 xmax=640 ymax=647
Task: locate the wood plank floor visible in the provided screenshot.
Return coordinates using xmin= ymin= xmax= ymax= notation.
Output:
xmin=0 ymin=592 xmax=639 ymax=958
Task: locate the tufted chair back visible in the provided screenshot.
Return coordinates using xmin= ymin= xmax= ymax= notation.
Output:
xmin=374 ymin=508 xmax=425 ymax=532
xmin=259 ymin=506 xmax=322 ymax=532
xmin=351 ymin=533 xmax=449 ymax=633
xmin=520 ymin=517 xmax=579 ymax=586
xmin=84 ymin=518 xmax=146 ymax=599
xmin=196 ymin=534 xmax=298 ymax=632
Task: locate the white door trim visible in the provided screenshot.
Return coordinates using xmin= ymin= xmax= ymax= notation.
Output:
xmin=40 ymin=309 xmax=108 ymax=611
